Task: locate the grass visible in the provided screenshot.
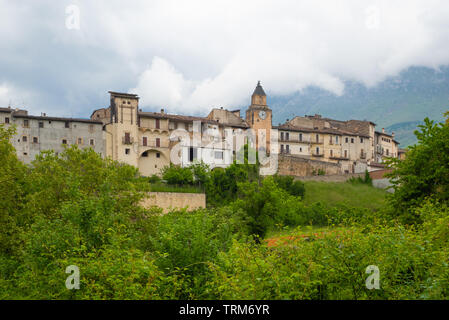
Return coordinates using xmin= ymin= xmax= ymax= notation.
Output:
xmin=149 ymin=183 xmax=203 ymax=194
xmin=302 ymin=181 xmax=388 ymax=211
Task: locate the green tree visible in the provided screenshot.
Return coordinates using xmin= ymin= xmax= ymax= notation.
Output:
xmin=386 ymin=115 xmax=449 ymax=224
xmin=0 ymin=125 xmax=27 ymax=255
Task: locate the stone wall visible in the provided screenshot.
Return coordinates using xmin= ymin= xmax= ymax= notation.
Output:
xmin=141 ymin=192 xmax=206 ymax=213
xmin=293 ymin=173 xmax=364 ymax=182
xmin=277 ymin=154 xmax=342 ymax=177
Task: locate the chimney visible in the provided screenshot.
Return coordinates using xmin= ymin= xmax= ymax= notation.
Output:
xmin=161 ymin=108 xmax=165 ymax=114
xmin=392 ymin=132 xmax=395 ymax=138
xmin=382 ymin=128 xmax=385 ymax=133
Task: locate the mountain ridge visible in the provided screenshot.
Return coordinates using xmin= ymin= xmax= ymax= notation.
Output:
xmin=267 ymin=66 xmax=449 ymax=147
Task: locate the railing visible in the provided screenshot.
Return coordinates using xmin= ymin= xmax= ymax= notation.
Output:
xmin=311 ymin=139 xmax=324 ymax=144
xmin=312 ymin=152 xmax=324 ymax=157
xmin=122 ymin=137 xmax=134 ymax=145
xmin=279 ymin=137 xmax=311 ymax=143
xmin=141 ymin=140 xmax=169 ymax=148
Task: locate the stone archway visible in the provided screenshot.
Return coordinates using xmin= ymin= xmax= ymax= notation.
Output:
xmin=138 ymin=149 xmax=170 ymax=176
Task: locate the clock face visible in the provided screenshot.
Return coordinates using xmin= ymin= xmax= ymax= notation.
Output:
xmin=259 ymin=110 xmax=267 ymax=120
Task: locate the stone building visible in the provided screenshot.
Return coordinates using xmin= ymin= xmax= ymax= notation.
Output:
xmin=374 ymin=128 xmax=400 ymax=163
xmin=2 ymin=82 xmax=401 ymax=176
xmin=91 ymin=92 xmax=251 ymax=176
xmin=0 ymin=107 xmax=105 ymax=164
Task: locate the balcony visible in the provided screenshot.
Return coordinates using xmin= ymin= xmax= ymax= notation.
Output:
xmin=312 ymin=152 xmax=324 ymax=157
xmin=279 ymin=137 xmax=311 ymax=143
xmin=311 ymin=139 xmax=324 ymax=145
xmin=360 ymin=152 xmax=366 ymax=159
xmin=330 ymin=155 xmax=349 ymax=160
xmin=141 ymin=140 xmax=169 ymax=148
xmin=122 ymin=136 xmax=134 ymax=145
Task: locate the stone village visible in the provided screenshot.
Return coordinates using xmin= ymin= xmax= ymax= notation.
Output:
xmin=0 ymin=82 xmax=403 ymax=177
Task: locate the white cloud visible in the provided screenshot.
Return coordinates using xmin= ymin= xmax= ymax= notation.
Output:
xmin=1 ymin=0 xmax=449 ymax=115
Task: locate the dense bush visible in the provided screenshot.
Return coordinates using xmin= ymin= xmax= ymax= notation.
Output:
xmin=161 ymin=164 xmax=194 ymax=185
xmin=145 ymin=208 xmax=245 ymax=299
xmin=208 ymin=222 xmax=447 ymax=299
xmin=273 ymin=174 xmax=305 ymax=198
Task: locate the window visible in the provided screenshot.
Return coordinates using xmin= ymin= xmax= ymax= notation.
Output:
xmin=300 ymin=147 xmax=302 ymax=152
xmin=33 ymin=137 xmax=38 ymax=143
xmin=5 ymin=117 xmax=10 ymax=124
xmin=62 ymin=139 xmax=67 ymax=145
xmin=280 ymin=132 xmax=284 ymax=141
xmin=124 ymin=132 xmax=131 ymax=144
xmin=316 ymin=134 xmax=319 ymax=142
xmin=39 ymin=122 xmax=44 ymax=128
xmin=344 ymin=150 xmax=348 ymax=158
xmin=189 ymin=147 xmax=197 ymax=162
xmin=336 ymin=136 xmax=339 ymax=144
xmin=155 ymin=119 xmax=160 ymax=129
xmin=299 ymin=133 xmax=303 ymax=141
xmin=156 ymin=138 xmax=160 ymax=148
xmin=90 ymin=139 xmax=95 ymax=146
xmin=360 ymin=138 xmax=364 ymax=143
xmin=386 ymin=149 xmax=389 ymax=156
xmin=214 ymin=151 xmax=224 ymax=159
xmin=142 ymin=151 xmax=148 ymax=157
xmin=77 ymin=138 xmax=83 ymax=145
xmin=330 ymin=150 xmax=333 ymax=157
xmin=286 ymin=145 xmax=290 ymax=154
xmin=142 ymin=137 xmax=147 ymax=147
xmin=286 ymin=133 xmax=289 ymax=141
xmin=65 ymin=121 xmax=70 ymax=128
xmin=351 ymin=138 xmax=354 ymax=143
xmin=156 ymin=153 xmax=161 ymax=158
xmin=24 ymin=120 xmax=29 ymax=127
xmin=280 ymin=144 xmax=284 ymax=153
xmin=345 ymin=137 xmax=349 ymax=143
xmin=22 ymin=136 xmax=27 ymax=142
xmin=316 ymin=147 xmax=320 ymax=154
xmin=125 ymin=148 xmax=130 ymax=155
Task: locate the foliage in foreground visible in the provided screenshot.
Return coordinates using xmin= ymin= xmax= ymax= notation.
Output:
xmin=2 ymin=112 xmax=449 ymax=299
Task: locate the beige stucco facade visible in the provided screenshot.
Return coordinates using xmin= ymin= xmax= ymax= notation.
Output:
xmin=88 ymin=83 xmax=400 ymax=177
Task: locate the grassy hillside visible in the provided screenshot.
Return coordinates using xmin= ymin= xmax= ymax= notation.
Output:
xmin=302 ymin=181 xmax=388 ymax=210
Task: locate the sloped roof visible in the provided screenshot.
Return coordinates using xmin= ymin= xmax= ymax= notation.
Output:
xmin=252 ymin=81 xmax=266 ymax=96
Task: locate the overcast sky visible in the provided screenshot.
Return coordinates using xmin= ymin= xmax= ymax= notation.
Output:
xmin=1 ymin=0 xmax=449 ymax=117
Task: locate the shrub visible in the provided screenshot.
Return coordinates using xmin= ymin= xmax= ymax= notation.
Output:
xmin=148 ymin=174 xmax=161 ymax=183
xmin=161 ymin=164 xmax=194 ymax=185
xmin=146 ymin=208 xmax=240 ymax=299
xmin=208 ymin=225 xmax=443 ymax=300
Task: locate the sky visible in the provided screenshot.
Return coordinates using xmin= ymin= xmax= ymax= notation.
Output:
xmin=1 ymin=0 xmax=449 ymax=118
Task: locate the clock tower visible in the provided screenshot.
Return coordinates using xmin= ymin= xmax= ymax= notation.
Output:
xmin=246 ymin=81 xmax=273 ymax=154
